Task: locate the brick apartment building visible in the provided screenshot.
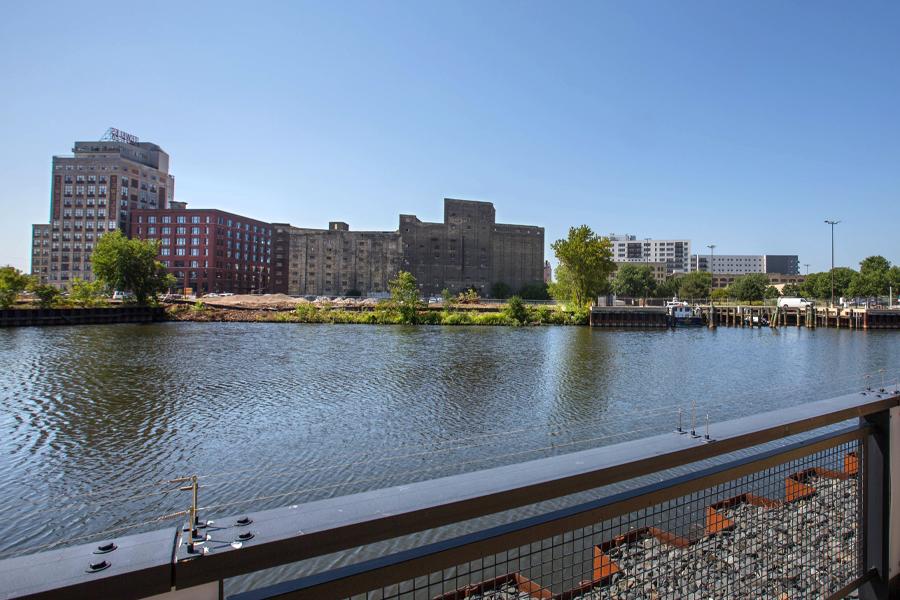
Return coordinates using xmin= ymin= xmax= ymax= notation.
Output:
xmin=132 ymin=206 xmax=272 ymax=295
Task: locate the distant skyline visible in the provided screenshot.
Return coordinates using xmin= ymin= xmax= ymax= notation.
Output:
xmin=1 ymin=1 xmax=898 ymax=273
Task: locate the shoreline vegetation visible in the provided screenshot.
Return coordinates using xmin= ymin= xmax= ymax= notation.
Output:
xmin=166 ymin=299 xmax=590 ymax=326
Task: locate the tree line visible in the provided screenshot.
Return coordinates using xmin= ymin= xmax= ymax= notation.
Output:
xmin=544 ymin=225 xmax=900 ymax=306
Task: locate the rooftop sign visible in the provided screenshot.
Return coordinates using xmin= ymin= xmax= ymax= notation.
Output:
xmin=101 ymin=127 xmax=140 ymax=145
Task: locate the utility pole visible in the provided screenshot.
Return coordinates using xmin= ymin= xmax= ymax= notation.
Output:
xmin=706 ymin=244 xmax=716 ymax=279
xmin=824 ymin=220 xmax=840 ymax=308
xmin=804 ymin=263 xmax=810 ymax=275
xmin=706 ymin=244 xmax=717 ymax=329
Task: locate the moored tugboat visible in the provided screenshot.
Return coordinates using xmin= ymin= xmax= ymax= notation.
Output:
xmin=666 ymin=298 xmax=704 ymax=327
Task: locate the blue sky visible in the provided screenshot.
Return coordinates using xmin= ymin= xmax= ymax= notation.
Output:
xmin=1 ymin=1 xmax=898 ymax=273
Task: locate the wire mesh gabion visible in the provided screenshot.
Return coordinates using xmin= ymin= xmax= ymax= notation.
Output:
xmin=352 ymin=439 xmax=863 ymax=600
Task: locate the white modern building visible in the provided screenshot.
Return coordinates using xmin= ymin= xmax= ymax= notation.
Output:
xmin=608 ymin=234 xmax=690 ymax=275
xmin=691 ymin=254 xmax=799 ymax=275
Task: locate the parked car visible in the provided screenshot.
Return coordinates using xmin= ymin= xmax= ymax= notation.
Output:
xmin=779 ymin=297 xmax=814 ymax=310
xmin=219 ymin=292 xmax=235 ymax=297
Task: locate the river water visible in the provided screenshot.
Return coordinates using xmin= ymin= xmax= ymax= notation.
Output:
xmin=0 ymin=323 xmax=898 ymax=589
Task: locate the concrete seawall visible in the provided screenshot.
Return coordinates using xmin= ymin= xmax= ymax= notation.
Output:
xmin=0 ymin=306 xmax=166 ymax=327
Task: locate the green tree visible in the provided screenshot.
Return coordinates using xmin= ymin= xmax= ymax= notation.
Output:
xmin=550 ymin=226 xmax=615 ymax=307
xmin=503 ymin=295 xmax=528 ymax=324
xmin=829 ymin=267 xmax=857 ymax=300
xmin=548 ymin=263 xmax=575 ymax=305
xmin=710 ymin=288 xmax=729 ymax=301
xmin=388 ymin=270 xmax=422 ymax=324
xmin=611 ymin=264 xmax=656 ymax=299
xmin=889 ymin=266 xmax=900 ymax=296
xmin=69 ymin=278 xmax=108 ymax=307
xmin=654 ymin=276 xmax=681 ymax=299
xmin=729 ymin=273 xmax=770 ymax=302
xmin=848 ymin=255 xmax=891 ymax=298
xmin=28 ymin=282 xmax=60 ymax=308
xmin=490 ymin=282 xmax=512 ymax=299
xmin=678 ymin=272 xmax=712 ymax=300
xmin=0 ymin=266 xmax=31 ymax=309
xmin=781 ymin=283 xmax=803 ymax=297
xmin=764 ymin=285 xmax=781 ymax=299
xmin=518 ymin=281 xmax=550 ymax=300
xmin=798 ymin=272 xmax=823 ymax=299
xmin=91 ymin=231 xmax=174 ymax=304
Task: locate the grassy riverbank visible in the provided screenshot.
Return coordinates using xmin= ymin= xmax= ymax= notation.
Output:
xmin=165 ymin=302 xmax=590 ymax=326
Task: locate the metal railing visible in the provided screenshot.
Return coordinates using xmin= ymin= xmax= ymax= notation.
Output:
xmin=1 ymin=388 xmax=899 ymax=599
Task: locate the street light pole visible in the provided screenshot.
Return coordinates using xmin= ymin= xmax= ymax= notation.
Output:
xmin=824 ymin=220 xmax=840 ymax=308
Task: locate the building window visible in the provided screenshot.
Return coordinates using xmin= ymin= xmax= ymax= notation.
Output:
xmin=161 ymin=248 xmax=171 ymax=256
xmin=176 ymin=248 xmax=186 ymax=256
xmin=176 ymin=238 xmax=186 ymax=246
xmin=162 ymin=216 xmax=171 ymax=224
xmin=162 ymin=227 xmax=171 ymax=235
xmin=177 ymin=216 xmax=186 ymax=224
xmin=191 ymin=216 xmax=201 ymax=224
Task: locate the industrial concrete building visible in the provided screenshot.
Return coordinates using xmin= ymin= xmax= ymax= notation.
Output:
xmin=31 ymin=128 xmax=175 ymax=287
xmin=271 ymin=222 xmax=402 ymax=297
xmin=608 ymin=234 xmax=691 ymax=275
xmin=400 ymin=199 xmax=544 ymax=296
xmin=271 ymin=199 xmax=544 ymax=297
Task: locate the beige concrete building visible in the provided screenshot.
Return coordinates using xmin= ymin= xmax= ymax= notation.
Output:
xmin=272 ymin=222 xmax=402 ymax=296
xmin=272 ymin=198 xmax=544 ymax=297
xmin=32 ymin=128 xmax=175 ymax=288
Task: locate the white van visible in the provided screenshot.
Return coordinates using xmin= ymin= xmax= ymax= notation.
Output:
xmin=780 ymin=297 xmax=813 ymax=310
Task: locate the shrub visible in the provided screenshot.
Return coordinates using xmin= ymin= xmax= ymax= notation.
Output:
xmin=441 ymin=311 xmax=475 ymax=325
xmin=569 ymin=306 xmax=590 ymax=325
xmin=293 ymin=303 xmax=321 ymax=322
xmin=456 ymin=288 xmax=480 ymax=304
xmin=417 ymin=310 xmax=442 ymax=325
xmin=474 ymin=312 xmax=513 ymax=326
xmin=69 ymin=278 xmax=108 ymax=307
xmin=30 ymin=284 xmax=61 ymax=308
xmin=503 ymin=296 xmax=529 ymax=324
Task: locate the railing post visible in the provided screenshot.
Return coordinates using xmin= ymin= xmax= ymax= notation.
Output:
xmin=860 ymin=406 xmax=900 ymax=599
